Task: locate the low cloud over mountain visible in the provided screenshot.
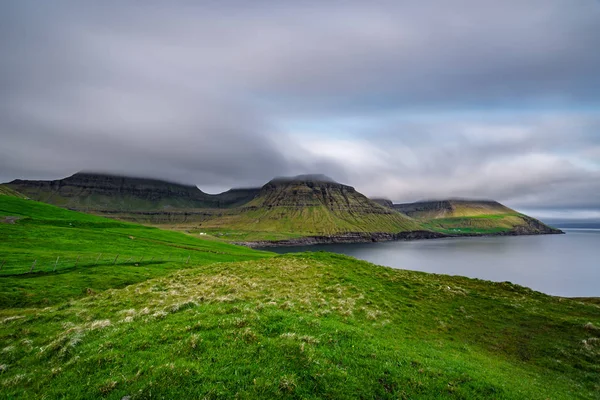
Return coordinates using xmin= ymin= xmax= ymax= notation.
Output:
xmin=1 ymin=1 xmax=599 ymax=216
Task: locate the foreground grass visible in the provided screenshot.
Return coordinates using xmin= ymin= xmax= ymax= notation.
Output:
xmin=0 ymin=253 xmax=599 ymax=399
xmin=1 ymin=195 xmax=598 ymax=399
xmin=0 ymin=196 xmax=269 ymax=307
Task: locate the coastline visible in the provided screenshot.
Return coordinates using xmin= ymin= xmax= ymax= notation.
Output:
xmin=234 ymin=228 xmax=564 ymax=248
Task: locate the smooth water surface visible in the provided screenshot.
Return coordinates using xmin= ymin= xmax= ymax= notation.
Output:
xmin=263 ymin=229 xmax=600 ymax=297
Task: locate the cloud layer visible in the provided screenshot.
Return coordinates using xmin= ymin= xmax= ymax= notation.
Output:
xmin=1 ymin=1 xmax=599 ymax=214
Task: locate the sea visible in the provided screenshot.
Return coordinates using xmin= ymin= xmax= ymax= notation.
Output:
xmin=261 ymin=225 xmax=600 ymax=298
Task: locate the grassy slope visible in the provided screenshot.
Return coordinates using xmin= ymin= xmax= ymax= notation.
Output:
xmin=0 ymin=196 xmax=269 ymax=307
xmin=0 ymin=253 xmax=598 ymax=399
xmin=0 ymin=196 xmax=598 ymax=398
xmin=0 ymin=185 xmax=26 ymax=198
xmin=201 ymin=206 xmax=421 ymax=236
xmin=423 ymin=214 xmax=529 ymax=235
xmin=401 ymin=201 xmax=557 ymax=235
xmin=199 ymin=182 xmax=423 ymax=241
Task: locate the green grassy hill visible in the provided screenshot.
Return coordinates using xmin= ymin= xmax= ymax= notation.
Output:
xmin=0 ymin=195 xmax=598 ymax=398
xmin=394 ymin=200 xmax=561 ymax=235
xmin=198 ymin=176 xmax=424 ymax=241
xmin=0 ymin=196 xmax=268 ymax=307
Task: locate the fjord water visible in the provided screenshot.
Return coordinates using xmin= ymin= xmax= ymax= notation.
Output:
xmin=264 ymin=229 xmax=600 ymax=297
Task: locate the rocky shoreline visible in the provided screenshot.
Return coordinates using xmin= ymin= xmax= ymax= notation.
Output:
xmin=235 ymin=228 xmax=564 ymax=248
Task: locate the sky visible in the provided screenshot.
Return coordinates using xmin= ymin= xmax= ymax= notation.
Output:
xmin=1 ymin=1 xmax=599 ymax=218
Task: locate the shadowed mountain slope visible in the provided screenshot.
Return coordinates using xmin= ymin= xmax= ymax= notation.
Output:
xmin=6 ymin=173 xmax=260 ymax=211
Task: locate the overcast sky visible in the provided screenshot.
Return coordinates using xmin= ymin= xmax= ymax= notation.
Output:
xmin=1 ymin=1 xmax=599 ymax=218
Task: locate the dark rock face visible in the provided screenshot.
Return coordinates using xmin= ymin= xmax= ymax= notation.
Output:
xmin=249 ymin=177 xmax=396 ymax=215
xmin=393 ymin=199 xmax=509 ymax=217
xmin=211 ymin=188 xmax=261 ymax=208
xmin=394 ymin=200 xmax=455 ymax=217
xmin=371 ymin=198 xmax=394 ymax=209
xmin=6 ymin=172 xmax=259 ymax=211
xmin=237 ymin=230 xmax=448 ymax=248
xmin=509 ymin=215 xmax=564 ymax=235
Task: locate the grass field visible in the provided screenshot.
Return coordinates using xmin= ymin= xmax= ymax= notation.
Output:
xmin=1 ymin=195 xmax=598 ymax=399
xmin=0 ymin=196 xmax=269 ymax=307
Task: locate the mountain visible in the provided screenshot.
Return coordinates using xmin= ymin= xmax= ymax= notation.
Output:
xmin=198 ymin=175 xmax=427 ymax=241
xmin=371 ymin=198 xmax=394 ymax=209
xmin=394 ymin=199 xmax=562 ymax=235
xmin=4 ymin=173 xmax=562 ymax=242
xmin=5 ymin=172 xmax=259 ymax=211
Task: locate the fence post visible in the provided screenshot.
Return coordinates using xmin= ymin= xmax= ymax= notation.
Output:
xmin=95 ymin=253 xmax=102 ymax=265
xmin=53 ymin=256 xmax=60 ymax=272
xmin=75 ymin=255 xmax=80 ymax=267
xmin=29 ymin=259 xmax=37 ymax=273
xmin=139 ymin=256 xmax=143 ymax=263
xmin=113 ymin=254 xmax=119 ymax=265
xmin=186 ymin=255 xmax=190 ymax=264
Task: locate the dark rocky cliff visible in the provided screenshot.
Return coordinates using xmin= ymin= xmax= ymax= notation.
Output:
xmin=6 ymin=172 xmax=259 ymax=211
xmin=371 ymin=198 xmax=394 ymax=209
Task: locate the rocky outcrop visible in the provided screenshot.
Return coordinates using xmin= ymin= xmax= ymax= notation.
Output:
xmin=235 ymin=230 xmax=447 ymax=248
xmin=509 ymin=215 xmax=564 ymax=235
xmin=246 ymin=176 xmax=400 ymax=215
xmin=371 ymin=198 xmax=394 ymax=209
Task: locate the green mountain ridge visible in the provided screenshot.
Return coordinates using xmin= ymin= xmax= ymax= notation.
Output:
xmin=393 ymin=199 xmax=562 ymax=235
xmin=4 ymin=173 xmax=562 ymax=242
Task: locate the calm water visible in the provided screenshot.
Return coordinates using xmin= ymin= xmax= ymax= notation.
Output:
xmin=262 ymin=229 xmax=600 ymax=297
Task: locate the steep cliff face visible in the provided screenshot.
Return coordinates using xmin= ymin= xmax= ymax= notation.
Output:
xmin=394 ymin=199 xmax=562 ymax=235
xmin=371 ymin=198 xmax=394 ymax=209
xmin=201 ymin=176 xmax=423 ymax=235
xmin=394 ymin=199 xmax=513 ymax=219
xmin=6 ymin=173 xmax=259 ymax=211
xmin=248 ymin=177 xmax=390 ymax=212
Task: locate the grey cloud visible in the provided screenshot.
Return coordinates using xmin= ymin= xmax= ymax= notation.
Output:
xmin=0 ymin=1 xmax=599 ymax=213
xmin=291 ymin=114 xmax=600 ymax=210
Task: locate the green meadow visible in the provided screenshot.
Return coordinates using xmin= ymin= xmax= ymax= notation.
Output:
xmin=0 ymin=196 xmax=268 ymax=307
xmin=0 ymin=195 xmax=599 ymax=399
